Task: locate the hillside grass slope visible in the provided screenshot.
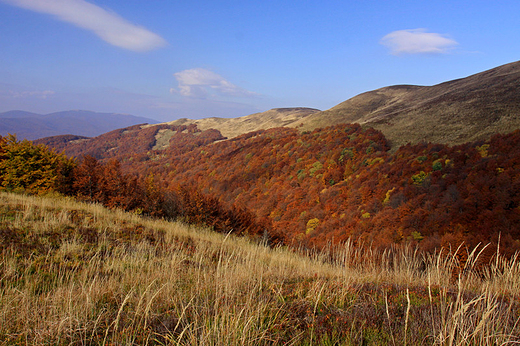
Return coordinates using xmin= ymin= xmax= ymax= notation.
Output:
xmin=157 ymin=107 xmax=320 ymax=139
xmin=37 ymin=122 xmax=520 ymax=254
xmin=1 ymin=192 xmax=520 ymax=345
xmin=291 ymin=60 xmax=520 ymax=148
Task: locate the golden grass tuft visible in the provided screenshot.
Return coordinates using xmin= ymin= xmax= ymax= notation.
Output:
xmin=0 ymin=191 xmax=519 ymax=345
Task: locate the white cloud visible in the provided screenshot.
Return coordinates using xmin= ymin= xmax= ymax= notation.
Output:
xmin=8 ymin=89 xmax=55 ymax=99
xmin=380 ymin=29 xmax=458 ymax=55
xmin=171 ymin=68 xmax=258 ymax=99
xmin=0 ymin=0 xmax=167 ymax=51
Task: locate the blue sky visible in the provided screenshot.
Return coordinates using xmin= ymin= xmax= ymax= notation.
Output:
xmin=1 ymin=0 xmax=519 ymax=122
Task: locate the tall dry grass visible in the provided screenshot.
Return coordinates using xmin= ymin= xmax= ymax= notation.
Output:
xmin=0 ymin=191 xmax=519 ymax=345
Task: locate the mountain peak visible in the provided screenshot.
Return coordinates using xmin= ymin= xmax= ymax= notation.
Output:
xmin=290 ymin=60 xmax=520 ymax=148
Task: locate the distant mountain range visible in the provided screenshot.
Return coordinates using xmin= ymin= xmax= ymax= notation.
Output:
xmin=0 ymin=110 xmax=158 ymax=140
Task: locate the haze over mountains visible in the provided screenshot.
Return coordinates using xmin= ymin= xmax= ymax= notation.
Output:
xmin=0 ymin=110 xmax=158 ymax=140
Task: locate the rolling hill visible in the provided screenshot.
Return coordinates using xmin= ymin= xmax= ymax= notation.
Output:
xmin=153 ymin=107 xmax=320 ymax=139
xmin=120 ymin=60 xmax=520 ymax=150
xmin=290 ymin=60 xmax=520 ymax=148
xmin=32 ymin=60 xmax=520 ymax=150
xmin=3 ymin=61 xmax=520 ymax=344
xmin=30 ymin=60 xmax=520 ymax=253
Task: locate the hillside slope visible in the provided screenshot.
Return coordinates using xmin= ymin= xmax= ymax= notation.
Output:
xmin=289 ymin=60 xmax=520 ymax=148
xmin=32 ymin=60 xmax=520 ymax=252
xmin=2 ymin=192 xmax=519 ymax=344
xmin=36 ymin=119 xmax=520 ymax=254
xmin=155 ymin=107 xmax=319 ymax=139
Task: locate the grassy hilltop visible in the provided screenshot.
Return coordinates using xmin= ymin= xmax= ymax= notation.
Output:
xmin=1 ymin=192 xmax=520 ymax=345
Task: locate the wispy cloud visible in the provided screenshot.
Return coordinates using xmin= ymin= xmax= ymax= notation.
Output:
xmin=6 ymin=89 xmax=55 ymax=99
xmin=171 ymin=68 xmax=258 ymax=99
xmin=380 ymin=29 xmax=458 ymax=55
xmin=0 ymin=0 xmax=167 ymax=51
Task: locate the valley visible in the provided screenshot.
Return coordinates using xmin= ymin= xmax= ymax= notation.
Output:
xmin=2 ymin=59 xmax=520 ymax=345
xmin=31 ymin=60 xmax=520 ymax=256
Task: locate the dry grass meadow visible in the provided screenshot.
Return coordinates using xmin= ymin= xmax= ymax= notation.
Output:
xmin=1 ymin=191 xmax=519 ymax=345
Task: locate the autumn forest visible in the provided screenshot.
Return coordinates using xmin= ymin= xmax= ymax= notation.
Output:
xmin=3 ymin=119 xmax=510 ymax=261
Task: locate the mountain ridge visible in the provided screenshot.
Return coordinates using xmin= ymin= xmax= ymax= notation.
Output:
xmin=126 ymin=59 xmax=520 ymax=150
xmin=289 ymin=60 xmax=520 ymax=148
xmin=0 ymin=110 xmax=158 ymax=140
xmin=30 ymin=59 xmax=520 ymax=254
xmin=29 ymin=59 xmax=520 ymax=150
xmin=153 ymin=107 xmax=320 ymax=139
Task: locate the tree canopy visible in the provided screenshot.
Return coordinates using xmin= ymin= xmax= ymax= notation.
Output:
xmin=0 ymin=134 xmax=75 ymax=195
